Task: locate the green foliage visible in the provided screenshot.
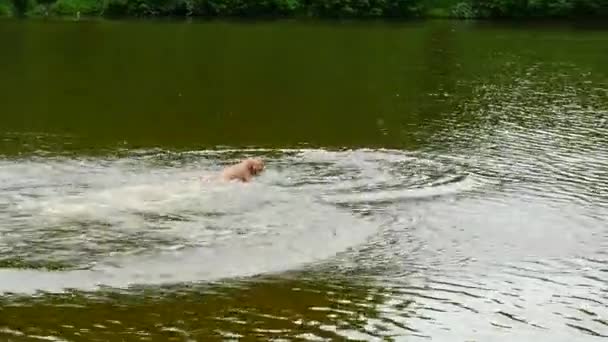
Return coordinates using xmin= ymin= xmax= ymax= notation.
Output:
xmin=0 ymin=0 xmax=13 ymax=16
xmin=2 ymin=0 xmax=607 ymax=18
xmin=10 ymin=0 xmax=33 ymax=15
xmin=100 ymin=0 xmax=424 ymax=17
xmin=49 ymin=0 xmax=102 ymax=15
xmin=449 ymin=0 xmax=473 ymax=18
xmin=470 ymin=0 xmax=608 ymax=18
xmin=191 ymin=0 xmax=302 ymax=16
xmin=106 ymin=0 xmax=304 ymax=16
xmin=530 ymin=0 xmax=608 ymax=17
xmin=307 ymin=0 xmax=423 ymax=17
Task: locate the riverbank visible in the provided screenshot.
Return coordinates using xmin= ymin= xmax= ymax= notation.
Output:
xmin=1 ymin=0 xmax=607 ymax=19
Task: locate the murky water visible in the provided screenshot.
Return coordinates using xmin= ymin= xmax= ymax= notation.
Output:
xmin=0 ymin=19 xmax=607 ymax=341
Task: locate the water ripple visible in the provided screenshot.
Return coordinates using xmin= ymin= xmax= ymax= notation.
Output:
xmin=1 ymin=62 xmax=607 ymax=341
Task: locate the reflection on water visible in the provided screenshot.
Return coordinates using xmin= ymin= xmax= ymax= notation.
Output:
xmin=1 ymin=20 xmax=608 ymax=341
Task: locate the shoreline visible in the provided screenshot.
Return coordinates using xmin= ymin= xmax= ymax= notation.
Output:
xmin=1 ymin=0 xmax=607 ymax=21
xmin=3 ymin=14 xmax=608 ymax=24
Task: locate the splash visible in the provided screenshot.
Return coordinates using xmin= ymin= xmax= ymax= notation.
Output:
xmin=0 ymin=148 xmax=475 ymax=293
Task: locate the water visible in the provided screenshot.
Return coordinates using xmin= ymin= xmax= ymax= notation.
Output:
xmin=0 ymin=19 xmax=607 ymax=341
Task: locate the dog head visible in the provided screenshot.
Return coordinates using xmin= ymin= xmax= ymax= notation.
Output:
xmin=245 ymin=158 xmax=265 ymax=176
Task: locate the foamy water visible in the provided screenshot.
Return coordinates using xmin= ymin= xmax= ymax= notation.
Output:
xmin=0 ymin=148 xmax=478 ymax=293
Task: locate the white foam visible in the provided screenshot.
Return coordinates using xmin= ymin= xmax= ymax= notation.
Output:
xmin=0 ymin=148 xmax=472 ymax=293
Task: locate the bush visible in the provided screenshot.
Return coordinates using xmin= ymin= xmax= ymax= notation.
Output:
xmin=531 ymin=0 xmax=608 ymax=17
xmin=470 ymin=0 xmax=607 ymax=18
xmin=308 ymin=0 xmax=423 ymax=17
xmin=104 ymin=0 xmax=127 ymax=15
xmin=113 ymin=0 xmax=421 ymax=18
xmin=7 ymin=0 xmax=608 ymax=18
xmin=10 ymin=0 xmax=30 ymax=15
xmin=49 ymin=0 xmax=103 ymax=15
xmin=198 ymin=0 xmax=300 ymax=16
xmin=103 ymin=0 xmax=303 ymax=17
xmin=0 ymin=0 xmax=13 ymax=16
xmin=450 ymin=1 xmax=474 ymax=18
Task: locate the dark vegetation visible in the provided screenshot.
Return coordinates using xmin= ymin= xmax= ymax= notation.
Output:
xmin=1 ymin=0 xmax=606 ymax=18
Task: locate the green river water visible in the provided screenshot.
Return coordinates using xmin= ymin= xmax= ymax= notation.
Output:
xmin=0 ymin=19 xmax=607 ymax=341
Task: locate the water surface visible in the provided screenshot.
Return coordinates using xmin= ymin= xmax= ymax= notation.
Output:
xmin=0 ymin=19 xmax=607 ymax=341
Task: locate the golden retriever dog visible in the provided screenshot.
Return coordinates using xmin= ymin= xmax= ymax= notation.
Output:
xmin=220 ymin=158 xmax=265 ymax=182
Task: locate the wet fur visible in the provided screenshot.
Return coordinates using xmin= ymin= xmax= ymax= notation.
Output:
xmin=220 ymin=158 xmax=264 ymax=182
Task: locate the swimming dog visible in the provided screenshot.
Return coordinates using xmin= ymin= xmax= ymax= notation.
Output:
xmin=220 ymin=158 xmax=265 ymax=182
